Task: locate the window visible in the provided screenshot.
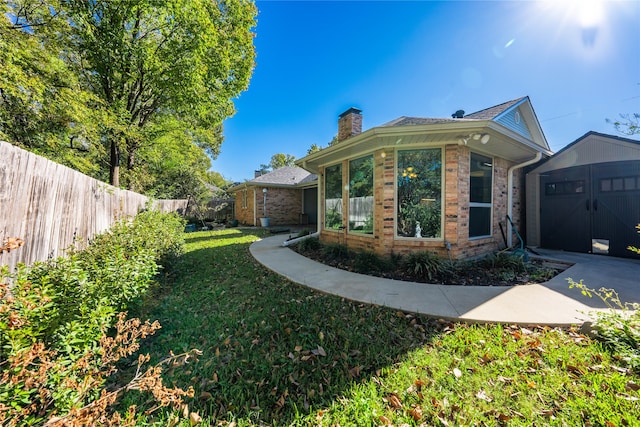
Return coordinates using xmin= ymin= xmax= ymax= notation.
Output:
xmin=396 ymin=149 xmax=442 ymax=238
xmin=600 ymin=176 xmax=640 ymax=192
xmin=469 ymin=152 xmax=493 ymax=238
xmin=348 ymin=156 xmax=374 ymax=234
xmin=324 ymin=163 xmax=343 ymax=230
xmin=545 ymin=180 xmax=585 ymax=195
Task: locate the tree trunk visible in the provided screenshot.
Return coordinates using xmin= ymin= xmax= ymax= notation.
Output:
xmin=110 ymin=139 xmax=120 ymax=187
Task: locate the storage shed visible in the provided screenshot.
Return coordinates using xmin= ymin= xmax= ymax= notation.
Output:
xmin=526 ymin=131 xmax=640 ymax=258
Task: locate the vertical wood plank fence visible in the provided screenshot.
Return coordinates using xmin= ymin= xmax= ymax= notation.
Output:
xmin=1 ymin=141 xmax=188 ymax=271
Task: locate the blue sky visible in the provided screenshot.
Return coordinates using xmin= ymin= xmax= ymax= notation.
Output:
xmin=211 ymin=0 xmax=640 ymax=182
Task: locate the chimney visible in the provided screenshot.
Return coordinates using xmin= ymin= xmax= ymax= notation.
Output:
xmin=254 ymin=170 xmax=262 ymax=178
xmin=337 ymin=107 xmax=362 ymax=142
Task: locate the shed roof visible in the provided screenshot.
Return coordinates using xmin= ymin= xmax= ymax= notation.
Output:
xmin=528 ymin=131 xmax=640 ymax=174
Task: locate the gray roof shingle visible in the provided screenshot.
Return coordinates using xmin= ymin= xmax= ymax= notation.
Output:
xmin=462 ymin=97 xmax=526 ymax=120
xmin=250 ymin=166 xmax=317 ymax=186
xmin=381 ymin=97 xmax=527 ymax=127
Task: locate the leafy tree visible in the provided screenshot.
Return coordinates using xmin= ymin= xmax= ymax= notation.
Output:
xmin=0 ymin=1 xmax=104 ymax=175
xmin=607 ymin=113 xmax=640 ymax=136
xmin=66 ymin=0 xmax=256 ymax=187
xmin=3 ymin=0 xmax=257 ymax=189
xmin=306 ymin=135 xmax=340 ymax=156
xmin=259 ymin=153 xmax=297 ymax=172
xmin=307 ymin=143 xmax=323 ymax=155
xmin=205 ymin=170 xmax=232 ymax=190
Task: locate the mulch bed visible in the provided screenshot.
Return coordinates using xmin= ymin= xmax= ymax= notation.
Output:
xmin=290 ymin=244 xmax=565 ymax=286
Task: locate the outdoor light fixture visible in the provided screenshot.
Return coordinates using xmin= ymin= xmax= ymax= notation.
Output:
xmin=459 ymin=133 xmax=490 ymax=145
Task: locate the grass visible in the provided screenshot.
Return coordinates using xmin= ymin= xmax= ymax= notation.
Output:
xmin=125 ymin=229 xmax=640 ymax=426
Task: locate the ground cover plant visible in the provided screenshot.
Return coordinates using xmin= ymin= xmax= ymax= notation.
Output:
xmin=121 ymin=229 xmax=639 ymax=426
xmin=292 ymin=237 xmax=561 ymax=286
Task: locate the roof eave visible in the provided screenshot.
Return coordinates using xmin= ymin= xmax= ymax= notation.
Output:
xmin=297 ymin=120 xmax=495 ymax=172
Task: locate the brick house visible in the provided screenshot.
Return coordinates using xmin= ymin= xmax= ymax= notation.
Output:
xmin=296 ymin=97 xmax=552 ymax=260
xmin=229 ymin=166 xmax=318 ymax=227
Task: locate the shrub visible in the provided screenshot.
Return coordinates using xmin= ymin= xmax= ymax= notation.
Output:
xmin=402 ymin=251 xmax=445 ymax=281
xmin=322 ymin=242 xmax=351 ymax=261
xmin=297 ymin=229 xmax=311 ymax=237
xmin=84 ymin=209 xmax=186 ymax=273
xmin=479 ymin=251 xmax=527 ymax=273
xmin=0 ymin=209 xmax=189 ymax=425
xmin=569 ymin=280 xmax=640 ymax=373
xmin=298 ymin=236 xmax=321 ymax=251
xmin=353 ymin=250 xmax=386 ymax=274
xmin=388 ymin=251 xmax=404 ymax=270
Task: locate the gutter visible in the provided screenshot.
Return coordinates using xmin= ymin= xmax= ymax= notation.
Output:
xmin=282 ymin=231 xmax=320 ymax=247
xmin=506 ymin=151 xmax=542 ymax=247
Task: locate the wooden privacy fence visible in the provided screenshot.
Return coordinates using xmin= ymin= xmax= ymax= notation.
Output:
xmin=0 ymin=141 xmax=188 ymax=271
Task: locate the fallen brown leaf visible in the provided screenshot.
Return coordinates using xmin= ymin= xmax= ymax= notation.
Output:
xmin=410 ymin=406 xmax=423 ymax=421
xmin=625 ymin=381 xmax=640 ymax=391
xmin=387 ymin=393 xmax=403 ymax=410
xmin=189 ymin=412 xmax=202 ymax=426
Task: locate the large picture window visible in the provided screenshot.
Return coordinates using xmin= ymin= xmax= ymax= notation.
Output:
xmin=348 ymin=156 xmax=374 ymax=234
xmin=324 ymin=163 xmax=343 ymax=230
xmin=469 ymin=152 xmax=493 ymax=238
xmin=396 ymin=149 xmax=442 ymax=238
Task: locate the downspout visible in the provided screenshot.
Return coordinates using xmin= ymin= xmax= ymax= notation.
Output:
xmin=282 ymin=231 xmax=321 ymax=247
xmin=507 ymin=151 xmax=542 ymax=247
xmin=253 ymin=188 xmax=258 ymax=226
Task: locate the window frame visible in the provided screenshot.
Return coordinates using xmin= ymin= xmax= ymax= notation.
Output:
xmin=469 ymin=151 xmax=493 ymax=240
xmin=323 ymin=162 xmax=344 ymax=232
xmin=394 ymin=147 xmax=444 ymax=241
xmin=348 ymin=155 xmax=375 ymax=236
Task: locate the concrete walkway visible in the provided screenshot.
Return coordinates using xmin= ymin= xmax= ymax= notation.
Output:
xmin=250 ymin=234 xmax=640 ymax=326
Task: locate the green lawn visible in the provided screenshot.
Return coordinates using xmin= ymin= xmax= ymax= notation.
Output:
xmin=128 ymin=229 xmax=639 ymax=426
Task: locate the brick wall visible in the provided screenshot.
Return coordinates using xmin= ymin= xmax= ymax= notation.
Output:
xmin=234 ymin=187 xmax=256 ymax=225
xmin=257 ymin=187 xmax=303 ymax=225
xmin=234 ymin=186 xmax=304 ymax=226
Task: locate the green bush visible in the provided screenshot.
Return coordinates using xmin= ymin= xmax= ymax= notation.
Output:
xmin=353 ymin=250 xmax=386 ymax=274
xmin=297 ymin=229 xmax=311 ymax=237
xmin=569 ymin=280 xmax=640 ymax=372
xmin=298 ymin=236 xmax=321 ymax=251
xmin=479 ymin=251 xmax=527 ymax=273
xmin=402 ymin=251 xmax=445 ymax=281
xmin=0 ymin=209 xmax=187 ymax=424
xmin=83 ymin=209 xmax=186 ymax=273
xmin=322 ymin=242 xmax=350 ymax=261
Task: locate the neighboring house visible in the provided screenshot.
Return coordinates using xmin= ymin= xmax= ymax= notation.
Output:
xmin=228 ymin=166 xmax=318 ymax=227
xmin=296 ymin=96 xmax=552 ymax=260
xmin=526 ymin=131 xmax=640 ymax=258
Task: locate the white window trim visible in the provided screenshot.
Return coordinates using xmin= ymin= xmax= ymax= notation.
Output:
xmin=323 ymin=162 xmax=344 ymax=233
xmin=347 ymin=155 xmax=375 ymax=238
xmin=394 ymin=146 xmax=444 ymax=241
xmin=469 ymin=152 xmax=494 ymax=240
